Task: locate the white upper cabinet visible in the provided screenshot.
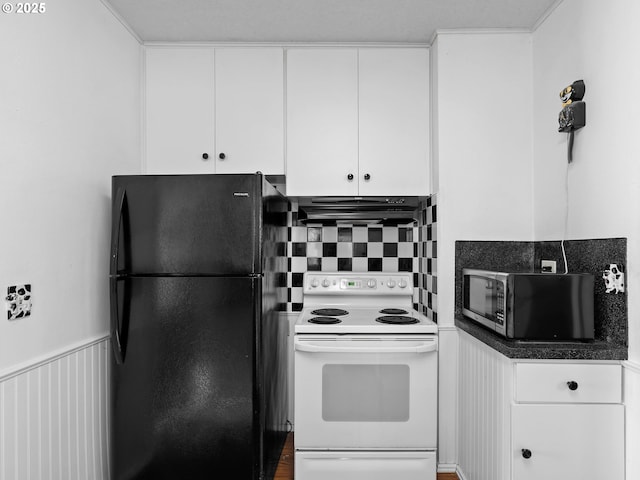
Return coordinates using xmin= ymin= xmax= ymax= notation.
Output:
xmin=145 ymin=48 xmax=215 ymax=174
xmin=145 ymin=47 xmax=284 ymax=175
xmin=215 ymin=48 xmax=284 ymax=174
xmin=145 ymin=46 xmax=428 ymax=191
xmin=286 ymin=49 xmax=359 ymax=196
xmin=358 ymin=49 xmax=429 ymax=196
xmin=286 ymin=48 xmax=430 ymax=196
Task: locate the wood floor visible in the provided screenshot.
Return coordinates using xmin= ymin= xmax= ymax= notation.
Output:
xmin=274 ymin=434 xmax=459 ymax=480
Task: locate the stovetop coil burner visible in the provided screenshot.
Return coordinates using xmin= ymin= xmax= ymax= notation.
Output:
xmin=375 ymin=315 xmax=419 ymax=325
xmin=311 ymin=308 xmax=349 ymax=317
xmin=308 ymin=316 xmax=342 ymax=324
xmin=379 ymin=308 xmax=408 ymax=315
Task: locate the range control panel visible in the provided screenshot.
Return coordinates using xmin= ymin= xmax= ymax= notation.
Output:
xmin=304 ymin=272 xmax=412 ymax=295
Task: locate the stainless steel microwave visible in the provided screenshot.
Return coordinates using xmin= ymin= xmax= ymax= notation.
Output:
xmin=462 ymin=268 xmax=594 ymax=340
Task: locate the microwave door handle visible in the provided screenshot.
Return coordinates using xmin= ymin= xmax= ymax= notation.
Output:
xmin=294 ymin=339 xmax=437 ymax=354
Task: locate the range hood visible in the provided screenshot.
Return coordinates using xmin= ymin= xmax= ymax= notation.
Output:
xmin=296 ymin=197 xmax=422 ymax=225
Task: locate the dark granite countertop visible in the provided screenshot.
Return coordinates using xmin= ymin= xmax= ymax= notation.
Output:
xmin=454 ymin=238 xmax=629 ymax=361
xmin=455 ymin=315 xmax=628 ymax=360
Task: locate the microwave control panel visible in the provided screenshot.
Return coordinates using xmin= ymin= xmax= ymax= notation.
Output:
xmin=496 ymin=282 xmax=505 ymax=324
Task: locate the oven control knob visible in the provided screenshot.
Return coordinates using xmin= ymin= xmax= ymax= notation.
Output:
xmin=367 ymin=279 xmax=377 ymax=289
xmin=310 ymin=279 xmax=319 ymax=288
xmin=387 ymin=279 xmax=396 ymax=288
xmin=322 ymin=278 xmax=331 ymax=288
xmin=398 ymin=279 xmax=408 ymax=289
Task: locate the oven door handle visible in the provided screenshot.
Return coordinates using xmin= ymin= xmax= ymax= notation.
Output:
xmin=294 ymin=338 xmax=437 ymax=354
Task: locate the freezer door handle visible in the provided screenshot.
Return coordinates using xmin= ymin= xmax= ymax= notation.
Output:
xmin=294 ymin=337 xmax=437 ymax=354
xmin=110 ymin=187 xmax=126 ymax=276
xmin=110 ymin=277 xmax=125 ymax=364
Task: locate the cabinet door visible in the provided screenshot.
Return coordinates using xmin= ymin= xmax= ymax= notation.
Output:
xmin=215 ymin=48 xmax=284 ymax=175
xmin=145 ymin=48 xmax=214 ymax=174
xmin=286 ymin=49 xmax=359 ymax=196
xmin=358 ymin=48 xmax=430 ymax=196
xmin=512 ymin=404 xmax=624 ymax=480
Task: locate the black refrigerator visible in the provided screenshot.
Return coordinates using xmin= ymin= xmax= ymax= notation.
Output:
xmin=109 ymin=173 xmax=289 ymax=480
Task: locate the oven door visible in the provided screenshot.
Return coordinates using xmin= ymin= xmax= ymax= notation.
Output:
xmin=294 ymin=335 xmax=438 ymax=449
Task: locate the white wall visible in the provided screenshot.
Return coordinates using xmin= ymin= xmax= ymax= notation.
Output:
xmin=531 ymin=1 xmax=640 ymax=476
xmin=431 ymin=31 xmax=534 ymax=468
xmin=532 ymin=0 xmax=640 ymax=362
xmin=433 ymin=31 xmax=534 ymax=324
xmin=0 ymin=0 xmax=141 ymax=375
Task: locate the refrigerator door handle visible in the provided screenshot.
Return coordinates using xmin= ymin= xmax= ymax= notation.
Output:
xmin=110 ymin=187 xmax=126 ymax=276
xmin=110 ymin=277 xmax=125 ymax=364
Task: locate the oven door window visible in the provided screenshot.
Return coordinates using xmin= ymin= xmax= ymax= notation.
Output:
xmin=322 ymin=364 xmax=409 ymax=422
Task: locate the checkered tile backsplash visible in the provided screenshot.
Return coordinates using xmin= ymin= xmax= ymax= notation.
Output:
xmin=284 ymin=196 xmax=437 ymax=323
xmin=418 ymin=195 xmax=437 ymax=323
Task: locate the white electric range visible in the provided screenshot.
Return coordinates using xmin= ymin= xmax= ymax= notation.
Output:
xmin=294 ymin=272 xmax=438 ymax=480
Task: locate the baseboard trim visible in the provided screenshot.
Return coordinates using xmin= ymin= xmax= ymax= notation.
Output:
xmin=438 ymin=325 xmax=458 ymax=332
xmin=437 ymin=463 xmax=458 ymax=473
xmin=456 ymin=465 xmax=469 ymax=480
xmin=0 ymin=333 xmax=110 ymax=382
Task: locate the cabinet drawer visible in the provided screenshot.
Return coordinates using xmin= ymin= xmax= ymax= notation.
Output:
xmin=515 ymin=363 xmax=621 ymax=403
xmin=295 ymin=451 xmax=436 ymax=480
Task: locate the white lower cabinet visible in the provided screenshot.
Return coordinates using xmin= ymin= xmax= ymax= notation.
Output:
xmin=457 ymin=330 xmax=624 ymax=480
xmin=512 ymin=362 xmax=624 ymax=480
xmin=295 ymin=451 xmax=436 ymax=480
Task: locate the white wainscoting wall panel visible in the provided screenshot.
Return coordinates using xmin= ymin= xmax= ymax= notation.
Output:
xmin=624 ymin=360 xmax=640 ymax=480
xmin=457 ymin=330 xmax=512 ymax=480
xmin=0 ymin=337 xmax=110 ymax=480
xmin=436 ymin=326 xmax=458 ymax=472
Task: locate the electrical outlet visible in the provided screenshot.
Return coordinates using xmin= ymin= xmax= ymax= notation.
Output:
xmin=541 ymin=260 xmax=557 ymax=273
xmin=6 ymin=284 xmax=32 ymax=320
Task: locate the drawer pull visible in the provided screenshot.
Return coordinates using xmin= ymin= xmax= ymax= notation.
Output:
xmin=567 ymin=381 xmax=579 ymax=391
xmin=522 ymin=449 xmax=532 ymax=459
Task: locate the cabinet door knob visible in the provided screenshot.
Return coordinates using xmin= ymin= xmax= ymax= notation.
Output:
xmin=218 ymin=153 xmax=226 ymax=160
xmin=567 ymin=381 xmax=579 ymax=391
xmin=521 ymin=449 xmax=532 ymax=459
xmin=202 ymin=153 xmax=209 ymax=160
xmin=347 ymin=173 xmax=354 ymax=181
xmin=364 ymin=173 xmax=371 ymax=181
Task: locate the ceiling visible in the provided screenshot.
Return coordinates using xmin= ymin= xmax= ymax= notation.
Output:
xmin=104 ymin=0 xmax=560 ymax=44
